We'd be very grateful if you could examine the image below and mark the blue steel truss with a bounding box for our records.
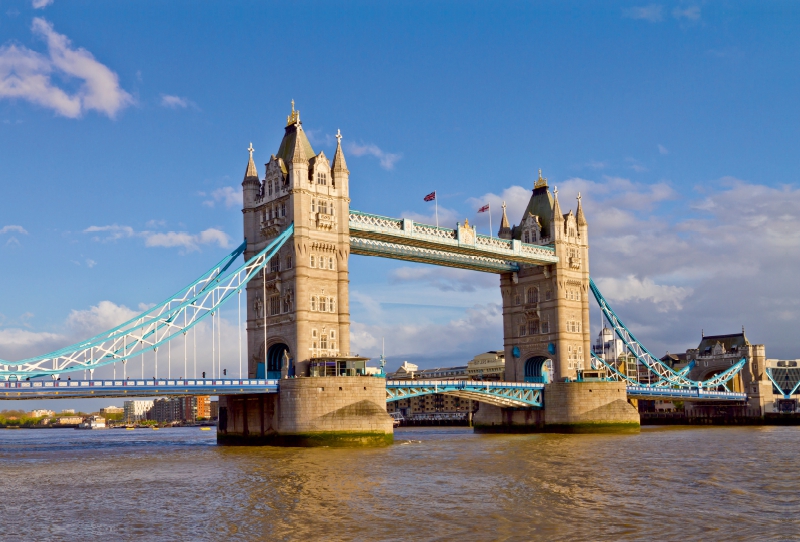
[386,380,544,408]
[765,367,800,399]
[589,279,746,390]
[0,225,295,380]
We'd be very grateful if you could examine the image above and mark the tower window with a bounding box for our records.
[320,297,327,312]
[330,330,336,340]
[286,255,292,269]
[281,202,286,217]
[320,334,328,349]
[270,258,279,273]
[311,296,317,311]
[310,255,316,268]
[269,296,280,316]
[320,200,328,215]
[311,199,316,213]
[329,257,335,270]
[317,171,327,185]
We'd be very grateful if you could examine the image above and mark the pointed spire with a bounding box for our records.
[332,128,349,173]
[243,142,258,181]
[576,191,587,226]
[552,186,564,222]
[498,201,512,239]
[534,168,548,189]
[290,125,308,164]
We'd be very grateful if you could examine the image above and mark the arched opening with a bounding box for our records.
[698,367,743,393]
[267,343,289,379]
[524,356,552,384]
[256,343,290,379]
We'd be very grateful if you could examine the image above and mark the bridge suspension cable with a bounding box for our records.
[0,224,295,380]
[589,278,745,390]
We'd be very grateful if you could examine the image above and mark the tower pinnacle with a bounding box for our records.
[333,128,349,173]
[534,168,548,189]
[244,142,258,181]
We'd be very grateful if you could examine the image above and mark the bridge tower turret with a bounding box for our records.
[222,103,392,446]
[498,170,591,384]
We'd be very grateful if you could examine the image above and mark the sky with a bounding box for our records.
[2,0,800,410]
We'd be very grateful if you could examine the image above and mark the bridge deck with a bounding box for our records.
[349,210,558,273]
[0,379,279,399]
[0,379,748,403]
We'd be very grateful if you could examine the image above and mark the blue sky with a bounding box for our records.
[2,1,800,410]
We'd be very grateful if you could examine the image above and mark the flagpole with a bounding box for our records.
[435,191,439,228]
[489,204,492,238]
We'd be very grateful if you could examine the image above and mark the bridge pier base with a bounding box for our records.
[474,381,640,433]
[217,377,394,446]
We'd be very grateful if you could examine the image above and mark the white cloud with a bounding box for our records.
[0,18,132,118]
[4,237,21,248]
[594,275,692,311]
[346,141,402,170]
[390,266,497,293]
[31,0,54,8]
[623,5,663,22]
[0,225,27,235]
[203,186,242,208]
[85,259,96,268]
[673,6,701,21]
[160,94,194,109]
[84,224,232,252]
[66,300,140,337]
[658,144,669,155]
[144,228,231,251]
[625,157,648,172]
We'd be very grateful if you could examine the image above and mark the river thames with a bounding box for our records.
[0,426,795,541]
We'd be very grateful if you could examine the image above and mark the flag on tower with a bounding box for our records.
[478,204,490,213]
[424,191,436,202]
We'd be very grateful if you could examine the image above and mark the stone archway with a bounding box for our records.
[267,343,290,379]
[524,356,552,384]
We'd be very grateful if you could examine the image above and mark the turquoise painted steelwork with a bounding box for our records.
[765,367,800,399]
[589,279,746,390]
[386,380,544,408]
[0,225,295,380]
[0,379,279,399]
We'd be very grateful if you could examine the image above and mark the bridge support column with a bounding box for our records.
[474,381,639,433]
[217,377,393,446]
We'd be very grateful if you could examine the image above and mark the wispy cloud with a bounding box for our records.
[673,6,701,21]
[160,94,195,109]
[0,225,27,235]
[625,157,648,172]
[202,186,242,208]
[346,141,402,170]
[658,144,669,155]
[0,18,133,118]
[623,4,663,22]
[83,224,231,252]
[31,0,54,8]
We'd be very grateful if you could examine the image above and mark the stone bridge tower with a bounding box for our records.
[498,171,592,384]
[220,104,392,446]
[241,103,352,379]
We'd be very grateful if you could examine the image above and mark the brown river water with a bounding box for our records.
[0,426,796,541]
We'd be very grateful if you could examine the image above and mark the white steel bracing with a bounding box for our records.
[589,279,745,389]
[385,380,543,408]
[0,225,295,380]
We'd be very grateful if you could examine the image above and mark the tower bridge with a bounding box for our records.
[1,103,776,445]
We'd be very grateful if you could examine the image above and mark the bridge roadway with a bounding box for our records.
[0,379,748,405]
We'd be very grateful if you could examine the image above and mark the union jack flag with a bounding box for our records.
[477,204,490,213]
[423,191,436,202]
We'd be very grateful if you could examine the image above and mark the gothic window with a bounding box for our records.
[514,290,521,305]
[286,254,292,269]
[311,199,316,213]
[317,171,327,185]
[310,255,316,268]
[268,181,273,196]
[542,320,549,334]
[528,320,539,335]
[545,289,552,301]
[330,330,336,340]
[320,334,328,349]
[311,329,318,350]
[519,324,526,337]
[524,231,530,243]
[329,256,335,270]
[281,202,286,217]
[283,296,290,313]
[330,297,336,312]
[320,297,328,312]
[270,258,279,273]
[311,296,317,311]
[269,296,280,316]
[320,200,328,215]
[527,287,538,304]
